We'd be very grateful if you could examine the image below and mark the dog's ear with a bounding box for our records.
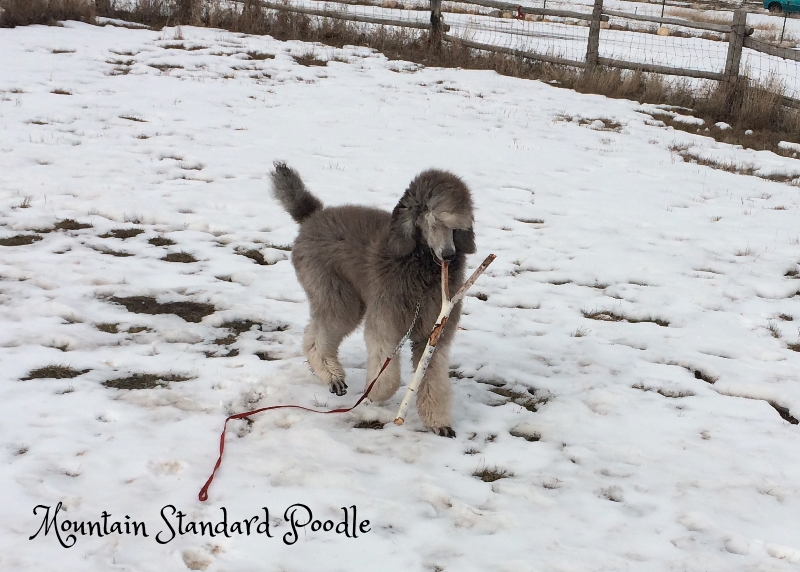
[387,203,417,257]
[454,227,476,254]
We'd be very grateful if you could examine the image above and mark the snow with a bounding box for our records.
[2,20,800,572]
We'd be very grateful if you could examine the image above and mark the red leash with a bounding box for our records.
[198,357,393,501]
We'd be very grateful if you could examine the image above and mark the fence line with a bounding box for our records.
[238,0,800,107]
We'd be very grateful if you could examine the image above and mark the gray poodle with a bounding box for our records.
[270,162,475,437]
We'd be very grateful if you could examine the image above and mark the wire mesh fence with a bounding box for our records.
[741,43,800,101]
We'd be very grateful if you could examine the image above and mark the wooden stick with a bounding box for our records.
[394,254,496,426]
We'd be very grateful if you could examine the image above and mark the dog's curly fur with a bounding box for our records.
[271,162,475,437]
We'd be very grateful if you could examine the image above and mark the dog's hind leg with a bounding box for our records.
[299,272,363,396]
[412,340,455,437]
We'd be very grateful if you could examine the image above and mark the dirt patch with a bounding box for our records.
[102,373,191,390]
[109,296,216,323]
[22,365,90,380]
[161,251,197,263]
[96,323,119,333]
[255,350,279,361]
[148,236,175,247]
[54,219,92,231]
[50,88,71,95]
[0,234,42,246]
[582,308,669,327]
[354,420,385,430]
[100,228,144,239]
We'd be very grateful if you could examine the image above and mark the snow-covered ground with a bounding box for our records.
[2,21,800,572]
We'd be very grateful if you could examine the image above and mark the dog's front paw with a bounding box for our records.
[329,379,348,396]
[432,426,456,438]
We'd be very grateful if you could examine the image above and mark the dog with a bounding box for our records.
[270,162,475,437]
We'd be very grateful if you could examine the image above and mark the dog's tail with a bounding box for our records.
[270,161,323,224]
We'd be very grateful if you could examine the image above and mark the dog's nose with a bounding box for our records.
[441,248,456,262]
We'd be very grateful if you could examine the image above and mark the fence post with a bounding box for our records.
[429,0,443,48]
[585,0,603,74]
[724,9,746,83]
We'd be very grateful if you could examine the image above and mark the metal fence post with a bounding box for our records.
[429,0,443,48]
[724,9,747,83]
[585,0,603,74]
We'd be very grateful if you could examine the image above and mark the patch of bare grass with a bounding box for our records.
[50,88,72,95]
[581,308,669,327]
[149,62,183,71]
[22,365,89,380]
[292,51,327,67]
[96,322,119,333]
[161,251,197,263]
[571,326,590,337]
[0,234,42,246]
[148,236,175,247]
[473,466,509,482]
[246,50,275,60]
[489,387,549,413]
[100,228,144,240]
[93,245,134,257]
[222,319,261,334]
[102,372,191,390]
[54,219,92,231]
[236,248,268,265]
[108,295,216,323]
[354,420,385,429]
[671,146,798,185]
